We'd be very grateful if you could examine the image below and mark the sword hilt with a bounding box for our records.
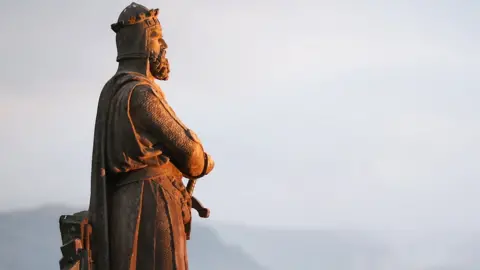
[186,178,210,218]
[186,178,197,195]
[185,178,209,240]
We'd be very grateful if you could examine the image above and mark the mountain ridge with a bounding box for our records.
[1,205,480,270]
[0,205,268,270]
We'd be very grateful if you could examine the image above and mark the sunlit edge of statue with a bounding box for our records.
[58,2,215,270]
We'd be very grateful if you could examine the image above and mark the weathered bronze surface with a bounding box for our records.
[85,2,215,269]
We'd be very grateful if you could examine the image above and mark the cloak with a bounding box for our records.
[88,72,150,270]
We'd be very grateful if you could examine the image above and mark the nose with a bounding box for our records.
[160,38,168,49]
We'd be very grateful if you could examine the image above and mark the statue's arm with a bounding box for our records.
[129,85,214,178]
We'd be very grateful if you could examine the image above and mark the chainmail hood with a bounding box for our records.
[111,2,161,62]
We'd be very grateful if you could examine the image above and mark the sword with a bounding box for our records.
[184,178,209,240]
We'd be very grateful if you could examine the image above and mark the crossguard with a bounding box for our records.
[191,196,210,218]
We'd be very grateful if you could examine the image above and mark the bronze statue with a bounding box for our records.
[58,2,215,270]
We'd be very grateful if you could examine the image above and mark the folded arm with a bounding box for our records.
[129,85,214,178]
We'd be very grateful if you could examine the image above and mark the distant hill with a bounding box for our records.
[0,205,267,270]
[1,205,479,270]
[212,223,392,270]
[212,223,480,270]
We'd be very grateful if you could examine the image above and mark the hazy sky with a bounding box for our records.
[0,0,478,231]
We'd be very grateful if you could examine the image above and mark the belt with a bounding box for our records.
[115,163,182,188]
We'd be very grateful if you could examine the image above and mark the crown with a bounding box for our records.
[111,8,160,33]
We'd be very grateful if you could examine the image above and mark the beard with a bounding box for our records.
[149,48,170,80]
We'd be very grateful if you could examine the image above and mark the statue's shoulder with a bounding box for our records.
[108,72,156,95]
[131,79,166,100]
[114,71,153,87]
[129,84,168,112]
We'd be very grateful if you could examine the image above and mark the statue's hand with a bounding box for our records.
[182,153,214,179]
[204,153,215,175]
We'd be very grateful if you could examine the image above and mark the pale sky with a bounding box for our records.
[0,0,478,231]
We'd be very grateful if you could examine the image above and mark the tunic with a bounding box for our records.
[88,71,214,270]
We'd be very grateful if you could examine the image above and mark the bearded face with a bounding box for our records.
[148,26,170,81]
[149,46,170,81]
